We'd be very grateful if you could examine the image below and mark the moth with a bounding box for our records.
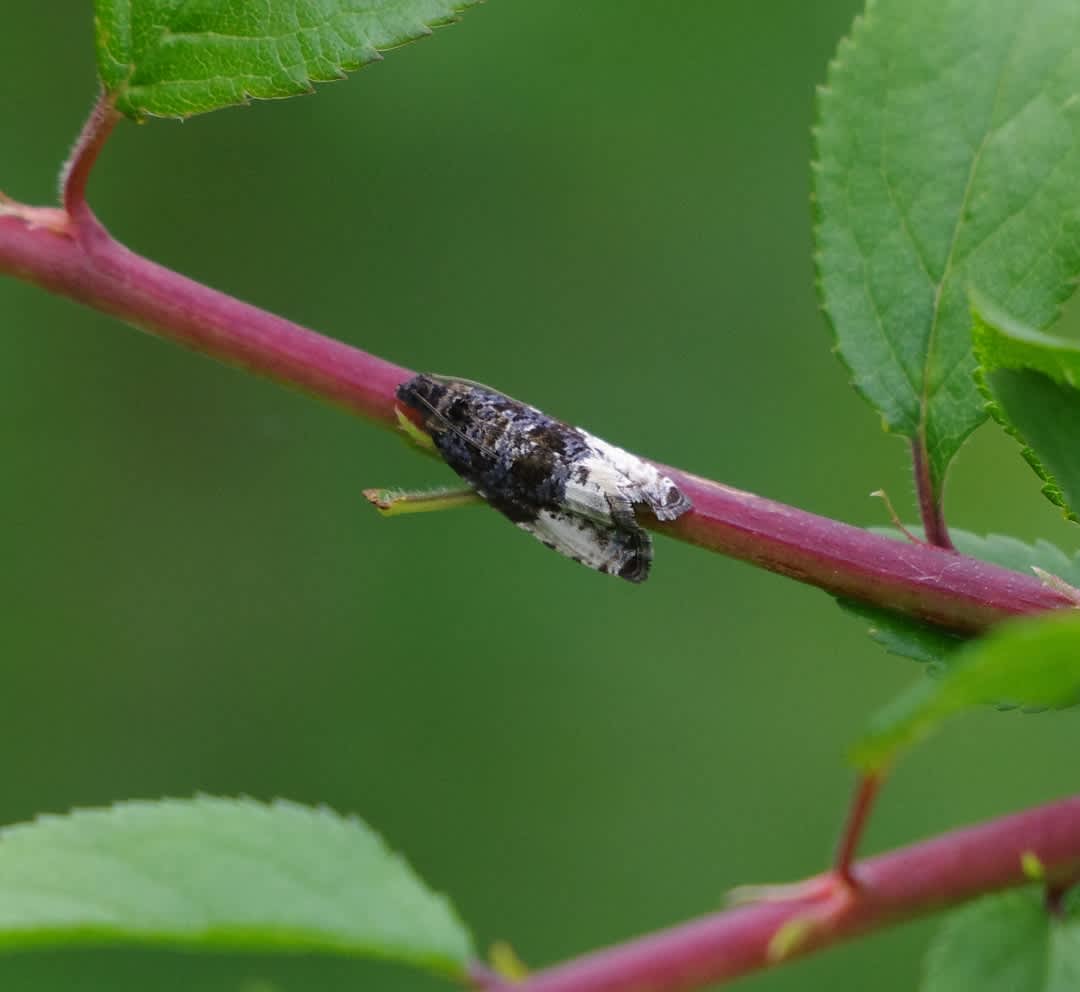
[395,373,692,582]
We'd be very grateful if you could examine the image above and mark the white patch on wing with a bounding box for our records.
[560,456,624,524]
[519,509,651,582]
[578,432,692,521]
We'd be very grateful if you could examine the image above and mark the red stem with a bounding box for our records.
[0,211,1073,632]
[60,89,121,221]
[492,794,1080,992]
[651,476,1067,632]
[1,99,1074,634]
[833,773,884,887]
[912,437,955,550]
[0,212,406,425]
[5,98,1080,992]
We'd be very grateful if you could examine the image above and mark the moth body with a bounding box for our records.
[395,373,691,582]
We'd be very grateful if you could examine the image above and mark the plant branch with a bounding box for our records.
[832,772,884,887]
[5,99,1080,992]
[912,437,955,550]
[0,209,408,425]
[0,207,1074,632]
[481,794,1080,992]
[1,100,1073,631]
[60,89,121,221]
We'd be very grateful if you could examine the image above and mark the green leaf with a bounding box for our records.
[839,528,1080,665]
[851,610,1080,771]
[0,797,474,974]
[93,0,479,119]
[838,598,966,668]
[814,0,1080,499]
[975,300,1080,522]
[923,889,1080,992]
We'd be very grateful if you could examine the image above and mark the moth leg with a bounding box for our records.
[363,485,483,517]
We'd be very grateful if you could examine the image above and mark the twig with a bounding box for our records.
[832,772,884,886]
[495,794,1080,992]
[912,438,955,550]
[1,100,1075,637]
[59,88,121,221]
[0,212,1073,630]
[3,91,1080,992]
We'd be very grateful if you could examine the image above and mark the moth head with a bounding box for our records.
[395,373,467,446]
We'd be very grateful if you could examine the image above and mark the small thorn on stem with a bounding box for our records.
[0,193,71,235]
[363,485,482,516]
[1021,850,1046,881]
[766,883,859,961]
[1031,566,1080,606]
[489,940,530,982]
[726,871,862,962]
[726,873,848,909]
[870,490,925,545]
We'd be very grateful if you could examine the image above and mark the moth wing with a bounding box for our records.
[639,480,693,522]
[561,457,635,527]
[579,433,692,522]
[519,509,652,583]
[425,374,547,418]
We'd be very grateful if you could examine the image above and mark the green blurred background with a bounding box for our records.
[2,4,1078,990]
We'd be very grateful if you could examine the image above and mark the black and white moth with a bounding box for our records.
[395,373,692,582]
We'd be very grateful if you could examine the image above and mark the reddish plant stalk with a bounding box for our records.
[912,437,955,550]
[59,89,121,220]
[4,87,1080,992]
[1,213,408,424]
[832,772,884,886]
[0,102,1069,628]
[0,93,1075,639]
[477,794,1080,992]
[0,210,1073,632]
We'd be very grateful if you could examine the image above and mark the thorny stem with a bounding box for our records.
[1,198,1070,634]
[472,795,1080,992]
[912,437,955,550]
[0,204,1073,632]
[3,90,1080,992]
